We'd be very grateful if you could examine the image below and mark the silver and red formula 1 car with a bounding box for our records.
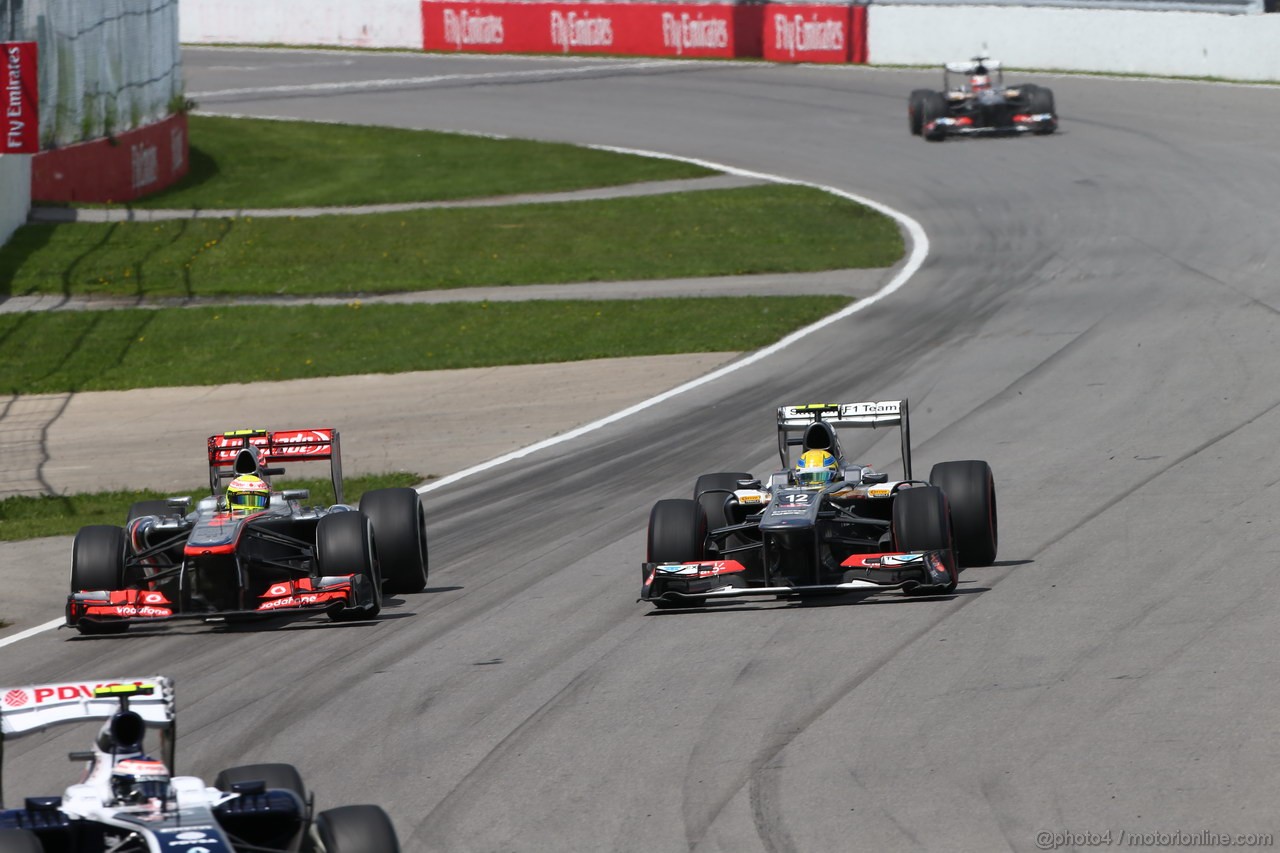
[641,400,998,608]
[0,677,400,852]
[908,57,1057,141]
[65,428,428,634]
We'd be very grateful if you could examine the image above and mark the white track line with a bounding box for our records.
[189,60,679,98]
[0,617,66,649]
[418,148,929,494]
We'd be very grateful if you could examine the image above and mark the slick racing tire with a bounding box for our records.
[647,499,707,564]
[693,472,752,531]
[70,525,130,635]
[928,460,998,567]
[920,91,949,142]
[316,512,382,621]
[214,763,307,801]
[908,88,933,136]
[1022,84,1056,133]
[0,829,43,853]
[359,487,428,594]
[315,804,402,853]
[892,486,958,594]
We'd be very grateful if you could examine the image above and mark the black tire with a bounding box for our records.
[892,486,957,593]
[0,829,43,853]
[908,88,932,136]
[315,804,401,853]
[929,460,998,567]
[646,499,706,564]
[316,512,381,621]
[70,525,129,635]
[359,487,428,594]
[920,91,949,141]
[127,499,176,523]
[693,472,751,531]
[214,763,306,800]
[1023,83,1055,115]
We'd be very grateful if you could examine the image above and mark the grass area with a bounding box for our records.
[0,472,423,541]
[3,185,902,298]
[0,296,845,393]
[113,115,716,209]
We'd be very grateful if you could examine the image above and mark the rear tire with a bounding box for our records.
[0,829,43,853]
[359,488,428,594]
[70,525,129,635]
[908,88,932,135]
[315,804,401,853]
[214,763,306,800]
[929,460,997,567]
[892,486,957,593]
[316,512,381,621]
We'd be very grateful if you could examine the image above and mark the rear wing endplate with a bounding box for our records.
[207,428,344,504]
[776,400,913,480]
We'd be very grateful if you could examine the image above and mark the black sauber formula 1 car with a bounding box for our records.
[641,400,998,608]
[908,57,1057,141]
[65,428,429,634]
[0,677,400,852]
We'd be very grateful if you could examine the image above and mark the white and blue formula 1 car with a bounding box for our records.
[0,678,399,852]
[641,400,998,608]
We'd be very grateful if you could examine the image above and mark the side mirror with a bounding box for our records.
[281,489,310,501]
[861,471,889,485]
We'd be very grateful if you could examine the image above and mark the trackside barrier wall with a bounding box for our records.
[867,6,1280,81]
[762,5,867,64]
[179,0,424,48]
[420,1,764,57]
[31,112,188,203]
[0,155,31,245]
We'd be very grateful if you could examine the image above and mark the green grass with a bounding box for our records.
[108,115,716,209]
[0,296,845,394]
[3,185,902,298]
[0,472,423,541]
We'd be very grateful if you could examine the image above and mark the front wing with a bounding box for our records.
[640,551,953,606]
[66,573,378,629]
[925,112,1056,138]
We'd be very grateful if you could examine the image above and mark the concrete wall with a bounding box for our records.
[868,6,1280,81]
[0,155,31,246]
[180,0,423,49]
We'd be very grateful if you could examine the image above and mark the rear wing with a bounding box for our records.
[208,428,345,504]
[776,400,913,479]
[0,677,174,806]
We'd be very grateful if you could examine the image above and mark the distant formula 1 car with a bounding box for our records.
[65,428,428,634]
[0,677,400,852]
[908,57,1057,141]
[641,400,998,608]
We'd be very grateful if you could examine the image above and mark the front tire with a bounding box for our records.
[647,499,708,609]
[70,525,129,635]
[316,512,381,621]
[359,487,428,594]
[908,88,932,135]
[920,91,949,141]
[315,804,401,853]
[892,486,957,593]
[929,460,997,567]
[0,829,43,853]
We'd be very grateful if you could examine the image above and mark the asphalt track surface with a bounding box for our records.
[4,49,1280,852]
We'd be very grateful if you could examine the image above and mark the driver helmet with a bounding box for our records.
[970,74,991,92]
[794,449,839,488]
[110,757,171,805]
[227,474,269,513]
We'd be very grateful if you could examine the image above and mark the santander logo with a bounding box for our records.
[442,9,505,47]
